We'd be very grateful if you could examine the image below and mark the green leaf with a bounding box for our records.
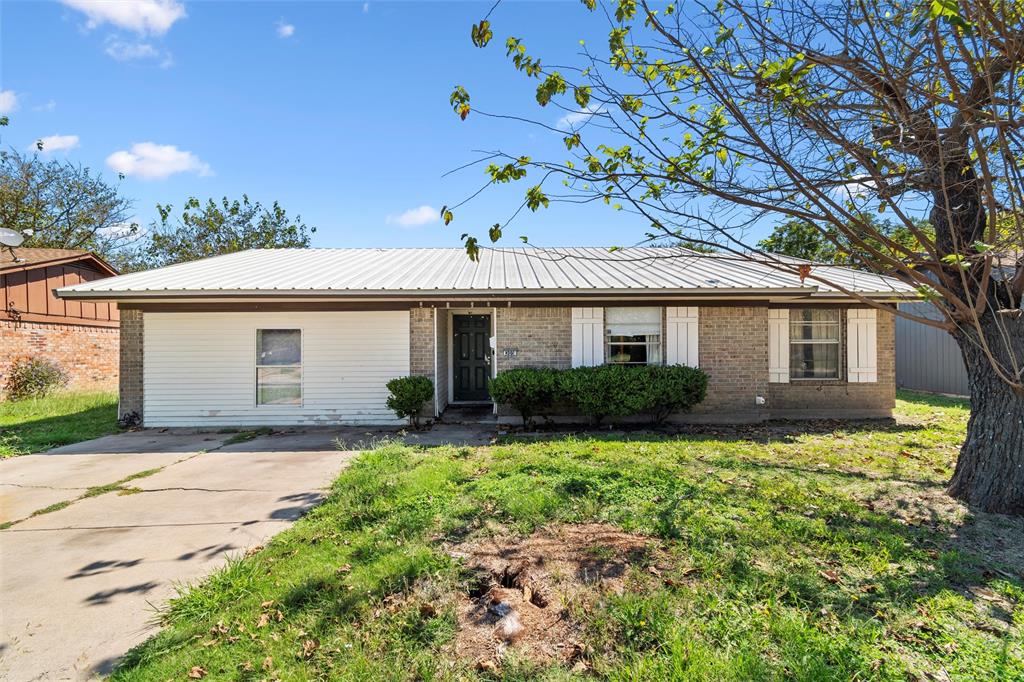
[489,224,502,242]
[716,148,728,163]
[470,19,493,48]
[574,86,591,109]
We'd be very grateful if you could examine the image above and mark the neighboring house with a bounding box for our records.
[1,248,120,393]
[54,247,915,427]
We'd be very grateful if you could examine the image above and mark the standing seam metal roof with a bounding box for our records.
[53,247,917,297]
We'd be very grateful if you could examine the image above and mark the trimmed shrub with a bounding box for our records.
[634,364,709,424]
[4,358,69,401]
[488,367,561,427]
[385,376,434,429]
[558,364,650,426]
[488,364,709,427]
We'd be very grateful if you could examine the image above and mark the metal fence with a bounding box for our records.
[895,302,969,396]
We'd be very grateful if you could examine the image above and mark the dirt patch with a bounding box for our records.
[859,481,1024,575]
[448,523,663,671]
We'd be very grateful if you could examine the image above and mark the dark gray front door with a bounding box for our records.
[452,314,491,402]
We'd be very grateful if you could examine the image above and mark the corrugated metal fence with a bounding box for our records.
[896,302,969,396]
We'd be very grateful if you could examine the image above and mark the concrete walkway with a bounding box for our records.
[0,424,493,680]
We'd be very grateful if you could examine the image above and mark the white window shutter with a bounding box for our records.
[571,307,604,367]
[665,306,699,367]
[847,309,878,382]
[768,309,790,383]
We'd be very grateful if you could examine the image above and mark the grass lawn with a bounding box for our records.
[113,391,1023,681]
[0,390,120,457]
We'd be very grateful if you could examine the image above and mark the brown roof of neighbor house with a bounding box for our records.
[0,247,118,275]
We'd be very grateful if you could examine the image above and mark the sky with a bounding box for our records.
[0,0,689,250]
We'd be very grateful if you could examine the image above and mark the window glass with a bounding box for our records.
[789,309,840,379]
[605,307,661,365]
[257,330,301,405]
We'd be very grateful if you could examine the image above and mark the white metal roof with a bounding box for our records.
[54,247,917,300]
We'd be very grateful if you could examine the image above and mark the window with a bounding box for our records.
[605,307,661,365]
[789,309,840,379]
[256,329,302,405]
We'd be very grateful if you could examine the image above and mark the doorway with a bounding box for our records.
[451,313,491,402]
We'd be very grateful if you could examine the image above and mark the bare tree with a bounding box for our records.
[446,0,1024,513]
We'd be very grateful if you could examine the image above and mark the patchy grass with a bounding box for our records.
[112,391,1023,681]
[223,427,274,445]
[0,391,119,457]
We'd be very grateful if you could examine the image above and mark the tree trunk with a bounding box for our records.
[946,314,1024,515]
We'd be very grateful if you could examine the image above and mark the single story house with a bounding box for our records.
[2,248,120,394]
[53,247,914,427]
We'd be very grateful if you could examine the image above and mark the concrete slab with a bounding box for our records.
[0,432,233,525]
[0,430,355,681]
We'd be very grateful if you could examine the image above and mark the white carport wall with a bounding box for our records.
[142,311,409,426]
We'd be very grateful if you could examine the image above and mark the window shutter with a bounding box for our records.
[847,309,878,382]
[768,309,790,383]
[665,306,699,367]
[571,307,604,367]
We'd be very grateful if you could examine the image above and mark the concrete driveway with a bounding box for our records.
[0,429,360,681]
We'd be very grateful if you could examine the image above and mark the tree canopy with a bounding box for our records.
[114,195,316,272]
[757,215,932,269]
[0,149,138,257]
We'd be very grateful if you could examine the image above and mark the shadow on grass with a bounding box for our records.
[1,403,121,455]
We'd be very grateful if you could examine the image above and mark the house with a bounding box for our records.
[53,247,915,426]
[1,248,120,393]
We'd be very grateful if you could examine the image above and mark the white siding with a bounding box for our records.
[665,306,699,367]
[571,307,604,367]
[144,311,409,426]
[847,309,878,383]
[768,309,790,383]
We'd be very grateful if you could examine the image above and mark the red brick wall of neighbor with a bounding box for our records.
[0,320,119,393]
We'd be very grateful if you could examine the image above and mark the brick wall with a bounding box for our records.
[0,319,118,396]
[768,307,895,417]
[119,309,144,420]
[688,306,768,422]
[494,307,572,371]
[409,307,437,417]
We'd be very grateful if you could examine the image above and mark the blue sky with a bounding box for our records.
[0,0,678,249]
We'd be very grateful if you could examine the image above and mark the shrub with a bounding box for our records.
[385,376,434,429]
[558,364,649,426]
[634,365,709,424]
[4,358,68,401]
[488,367,561,427]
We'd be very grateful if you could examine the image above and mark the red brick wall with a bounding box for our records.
[0,320,119,394]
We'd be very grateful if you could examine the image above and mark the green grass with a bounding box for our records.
[223,427,274,445]
[112,391,1023,681]
[0,390,120,457]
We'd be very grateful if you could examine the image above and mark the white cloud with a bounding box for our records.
[834,175,876,201]
[0,90,18,115]
[60,0,186,36]
[556,105,603,130]
[362,3,370,13]
[276,21,295,38]
[34,134,80,154]
[34,99,57,113]
[106,142,212,180]
[103,36,173,67]
[386,205,439,228]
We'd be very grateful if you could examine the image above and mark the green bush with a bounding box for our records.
[488,367,561,427]
[4,358,69,401]
[634,364,709,424]
[385,376,434,429]
[488,364,708,427]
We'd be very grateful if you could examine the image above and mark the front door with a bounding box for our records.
[452,314,491,402]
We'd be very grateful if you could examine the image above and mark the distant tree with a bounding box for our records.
[758,215,933,269]
[0,149,137,257]
[117,195,315,272]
